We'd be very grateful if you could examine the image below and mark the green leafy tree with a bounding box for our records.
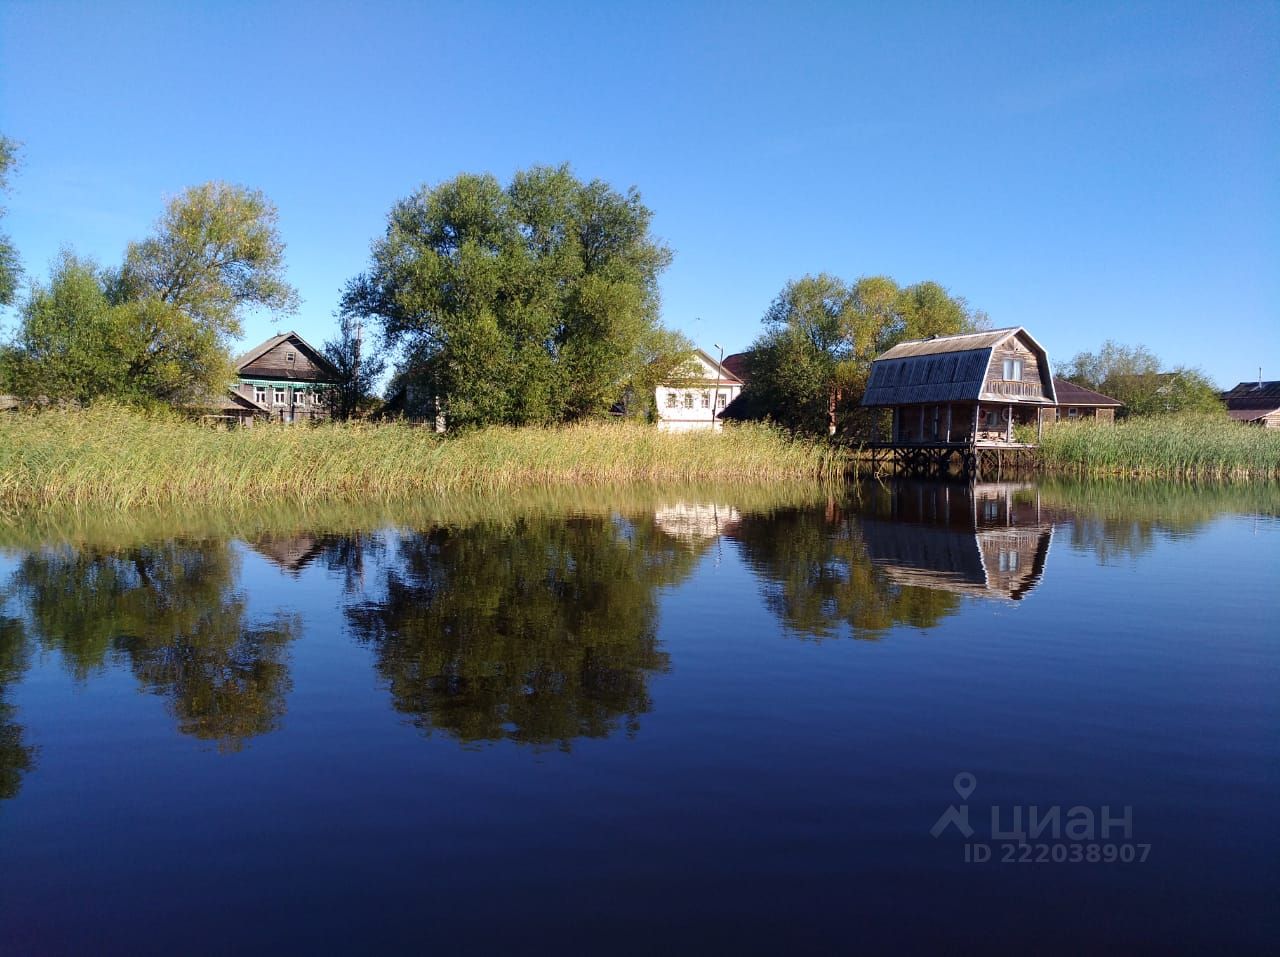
[118,181,297,334]
[9,182,297,406]
[321,317,386,420]
[0,135,20,307]
[9,252,136,402]
[1064,340,1160,391]
[1064,341,1222,415]
[742,274,984,435]
[342,165,676,428]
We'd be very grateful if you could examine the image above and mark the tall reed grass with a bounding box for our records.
[0,405,850,513]
[1037,413,1280,479]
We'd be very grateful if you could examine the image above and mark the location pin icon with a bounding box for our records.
[954,772,976,800]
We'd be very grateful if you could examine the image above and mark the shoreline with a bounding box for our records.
[1,408,1277,515]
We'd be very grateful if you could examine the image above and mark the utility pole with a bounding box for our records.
[350,318,362,420]
[712,342,725,430]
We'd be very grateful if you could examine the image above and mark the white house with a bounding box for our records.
[655,348,744,432]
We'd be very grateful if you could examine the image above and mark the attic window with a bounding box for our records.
[286,351,296,363]
[1002,358,1023,381]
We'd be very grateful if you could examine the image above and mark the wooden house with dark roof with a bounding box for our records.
[862,327,1058,447]
[233,331,341,423]
[1222,380,1280,428]
[1049,377,1122,423]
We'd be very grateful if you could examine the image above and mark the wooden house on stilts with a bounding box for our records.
[861,328,1058,477]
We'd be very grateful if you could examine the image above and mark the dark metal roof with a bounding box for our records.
[862,328,1056,407]
[874,327,1023,359]
[720,351,752,383]
[1052,378,1122,407]
[691,347,742,384]
[1223,380,1280,410]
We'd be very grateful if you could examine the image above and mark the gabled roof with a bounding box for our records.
[693,347,742,384]
[665,348,743,385]
[1222,380,1280,410]
[184,389,270,414]
[862,327,1056,407]
[1052,378,1122,407]
[235,331,340,380]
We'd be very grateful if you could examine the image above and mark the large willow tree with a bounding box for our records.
[740,274,987,435]
[342,165,681,428]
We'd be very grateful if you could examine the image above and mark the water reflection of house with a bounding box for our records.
[860,482,1052,601]
[247,534,325,575]
[652,503,741,540]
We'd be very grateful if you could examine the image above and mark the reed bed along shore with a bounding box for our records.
[0,405,850,513]
[1035,414,1280,480]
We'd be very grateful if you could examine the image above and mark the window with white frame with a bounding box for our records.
[274,387,286,406]
[701,391,711,408]
[683,392,694,409]
[254,386,267,405]
[666,391,678,409]
[286,351,296,363]
[716,393,726,410]
[1002,358,1023,381]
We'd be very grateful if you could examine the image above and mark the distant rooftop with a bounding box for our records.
[1222,380,1280,410]
[1052,377,1122,407]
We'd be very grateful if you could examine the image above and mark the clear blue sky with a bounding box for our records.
[1,0,1276,386]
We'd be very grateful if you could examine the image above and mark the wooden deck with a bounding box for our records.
[862,442,1042,480]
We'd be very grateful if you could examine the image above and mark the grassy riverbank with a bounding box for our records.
[0,405,850,513]
[1034,414,1280,479]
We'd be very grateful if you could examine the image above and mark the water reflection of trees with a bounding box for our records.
[1036,480,1280,563]
[0,614,35,799]
[6,542,299,752]
[345,516,700,749]
[731,501,963,640]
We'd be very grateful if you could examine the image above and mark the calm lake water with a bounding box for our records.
[1,480,1276,955]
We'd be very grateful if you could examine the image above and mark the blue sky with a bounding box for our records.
[1,0,1276,386]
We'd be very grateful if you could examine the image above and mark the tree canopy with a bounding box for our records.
[6,182,296,407]
[1064,340,1222,415]
[322,317,385,420]
[741,274,986,434]
[0,135,20,308]
[342,165,682,428]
